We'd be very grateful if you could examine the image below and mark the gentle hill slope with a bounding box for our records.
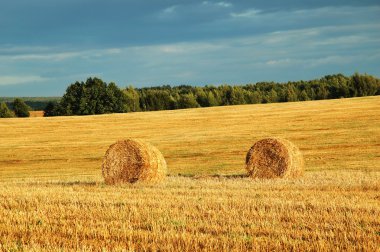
[0,96,379,181]
[0,96,379,251]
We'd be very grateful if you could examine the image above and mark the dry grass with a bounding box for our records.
[29,111,44,117]
[0,172,379,251]
[0,96,379,180]
[0,96,380,251]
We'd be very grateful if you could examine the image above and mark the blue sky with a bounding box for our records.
[0,0,379,96]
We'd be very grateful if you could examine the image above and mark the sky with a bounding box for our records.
[0,0,379,96]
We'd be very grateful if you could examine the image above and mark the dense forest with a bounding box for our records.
[43,73,380,116]
[1,72,379,118]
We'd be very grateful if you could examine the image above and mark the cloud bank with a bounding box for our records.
[0,1,379,95]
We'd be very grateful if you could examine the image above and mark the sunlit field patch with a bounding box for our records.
[0,96,379,250]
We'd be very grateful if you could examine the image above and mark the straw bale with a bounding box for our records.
[245,138,304,178]
[102,139,167,184]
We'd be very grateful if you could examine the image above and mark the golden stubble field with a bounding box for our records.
[0,96,379,251]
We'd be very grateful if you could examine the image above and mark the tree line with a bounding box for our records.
[0,98,31,118]
[0,97,60,111]
[43,73,379,116]
[2,72,379,118]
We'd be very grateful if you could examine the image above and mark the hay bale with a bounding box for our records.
[102,139,167,184]
[245,138,304,179]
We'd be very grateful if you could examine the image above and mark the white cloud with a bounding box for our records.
[119,23,380,83]
[157,45,186,54]
[153,43,225,55]
[234,24,380,48]
[265,59,291,66]
[292,5,380,18]
[216,2,232,8]
[1,21,379,88]
[0,47,125,62]
[157,5,180,19]
[0,75,49,86]
[229,5,380,26]
[307,55,356,68]
[9,52,80,61]
[230,9,261,18]
[203,1,232,8]
[105,48,122,54]
[162,5,177,14]
[0,46,52,54]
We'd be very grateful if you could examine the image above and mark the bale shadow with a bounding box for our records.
[26,181,100,187]
[174,173,248,180]
[54,181,99,186]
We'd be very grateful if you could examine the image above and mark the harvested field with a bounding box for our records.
[0,172,379,251]
[29,111,44,117]
[0,96,378,180]
[0,96,379,250]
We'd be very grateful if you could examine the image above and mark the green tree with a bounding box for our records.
[13,98,30,117]
[299,90,310,101]
[282,85,298,102]
[142,89,174,111]
[0,102,14,118]
[206,91,219,106]
[194,88,209,107]
[43,102,61,117]
[124,86,141,112]
[81,78,108,114]
[177,93,200,109]
[246,91,262,104]
[230,87,246,105]
[315,84,329,100]
[59,77,127,115]
[266,89,279,103]
[322,74,349,98]
[60,81,84,115]
[219,85,233,105]
[105,82,128,113]
[350,73,379,97]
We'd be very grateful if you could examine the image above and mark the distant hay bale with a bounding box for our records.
[102,139,167,184]
[245,138,304,179]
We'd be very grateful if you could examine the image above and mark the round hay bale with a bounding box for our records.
[102,139,167,184]
[245,138,304,179]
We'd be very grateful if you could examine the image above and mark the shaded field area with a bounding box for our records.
[0,97,379,250]
[0,96,379,181]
